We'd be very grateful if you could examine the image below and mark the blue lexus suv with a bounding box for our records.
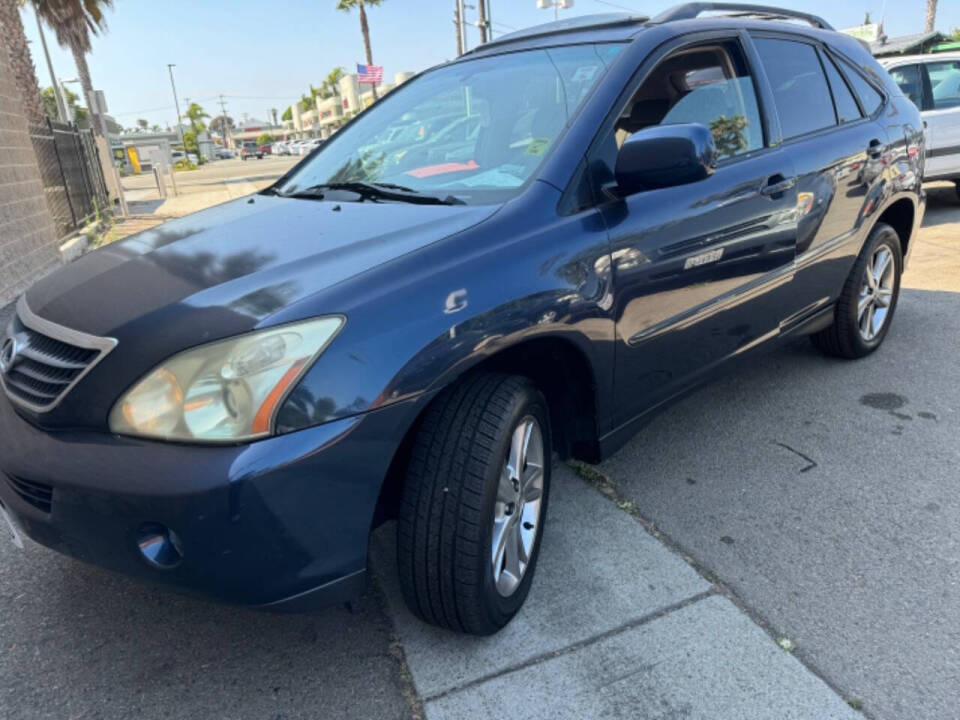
[0,4,924,634]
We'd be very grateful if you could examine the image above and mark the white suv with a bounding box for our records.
[881,53,960,190]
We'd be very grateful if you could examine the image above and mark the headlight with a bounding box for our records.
[109,317,344,442]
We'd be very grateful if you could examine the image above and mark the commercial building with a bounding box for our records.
[283,70,416,140]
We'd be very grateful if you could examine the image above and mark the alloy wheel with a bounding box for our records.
[491,415,545,597]
[858,243,895,342]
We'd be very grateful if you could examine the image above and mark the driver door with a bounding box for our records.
[594,35,800,429]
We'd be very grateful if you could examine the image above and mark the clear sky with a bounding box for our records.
[20,0,960,130]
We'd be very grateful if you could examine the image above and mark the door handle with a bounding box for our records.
[760,175,797,198]
[867,138,884,159]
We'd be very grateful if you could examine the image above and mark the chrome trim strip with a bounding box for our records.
[0,296,117,413]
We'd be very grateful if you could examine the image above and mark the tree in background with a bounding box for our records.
[281,107,293,122]
[41,84,87,125]
[209,114,234,137]
[926,0,938,33]
[183,102,208,161]
[322,66,345,99]
[1,0,47,123]
[136,118,148,132]
[184,102,208,134]
[256,133,275,146]
[336,0,383,70]
[30,0,114,138]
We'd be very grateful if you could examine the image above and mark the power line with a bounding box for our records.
[591,0,640,10]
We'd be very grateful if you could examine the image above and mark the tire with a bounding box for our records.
[398,373,551,635]
[811,222,902,359]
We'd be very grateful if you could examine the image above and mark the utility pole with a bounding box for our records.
[34,9,68,122]
[458,0,468,54]
[167,64,186,154]
[477,0,489,44]
[454,2,464,56]
[218,94,232,150]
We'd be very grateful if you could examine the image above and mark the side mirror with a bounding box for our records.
[614,123,717,197]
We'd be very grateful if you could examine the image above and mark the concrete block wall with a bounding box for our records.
[0,45,60,308]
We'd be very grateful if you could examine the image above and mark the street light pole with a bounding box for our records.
[34,9,68,122]
[167,64,186,155]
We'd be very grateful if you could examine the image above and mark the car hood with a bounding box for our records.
[25,195,498,338]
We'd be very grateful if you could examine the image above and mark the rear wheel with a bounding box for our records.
[812,222,902,358]
[397,373,550,635]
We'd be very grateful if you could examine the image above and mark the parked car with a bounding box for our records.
[240,142,263,160]
[259,144,273,156]
[272,142,287,155]
[215,148,235,160]
[301,138,324,155]
[0,4,924,635]
[880,53,960,195]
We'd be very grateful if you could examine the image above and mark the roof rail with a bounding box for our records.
[650,2,834,31]
[464,13,649,55]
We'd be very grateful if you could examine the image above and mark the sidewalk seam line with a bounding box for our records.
[422,588,717,704]
[567,461,869,717]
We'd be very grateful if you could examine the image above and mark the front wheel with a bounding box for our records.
[398,373,551,635]
[812,222,902,358]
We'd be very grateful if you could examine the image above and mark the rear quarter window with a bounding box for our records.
[836,56,885,115]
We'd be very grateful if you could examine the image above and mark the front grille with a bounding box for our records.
[1,298,115,412]
[6,474,53,513]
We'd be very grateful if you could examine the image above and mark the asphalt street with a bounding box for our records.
[0,185,958,719]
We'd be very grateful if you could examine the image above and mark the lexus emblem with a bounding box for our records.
[0,337,17,375]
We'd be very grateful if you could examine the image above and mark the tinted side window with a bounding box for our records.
[821,52,862,123]
[889,64,925,110]
[837,57,884,115]
[753,38,835,140]
[926,60,960,110]
[615,40,764,159]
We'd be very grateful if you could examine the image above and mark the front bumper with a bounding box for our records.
[0,391,427,610]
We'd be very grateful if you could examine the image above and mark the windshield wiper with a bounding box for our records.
[278,181,464,205]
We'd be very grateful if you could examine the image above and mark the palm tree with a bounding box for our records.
[336,0,383,69]
[31,0,113,137]
[324,66,345,98]
[0,0,47,124]
[184,102,208,134]
[926,0,938,33]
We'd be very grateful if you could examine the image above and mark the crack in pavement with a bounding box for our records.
[774,441,819,473]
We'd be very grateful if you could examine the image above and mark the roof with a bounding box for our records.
[870,31,947,57]
[464,3,843,59]
[472,13,647,54]
[878,50,960,67]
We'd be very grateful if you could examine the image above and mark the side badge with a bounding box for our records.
[684,247,724,270]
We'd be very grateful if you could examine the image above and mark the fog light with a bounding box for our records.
[137,522,183,569]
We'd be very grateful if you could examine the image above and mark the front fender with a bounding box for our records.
[275,182,615,436]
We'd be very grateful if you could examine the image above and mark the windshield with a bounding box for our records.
[274,43,623,204]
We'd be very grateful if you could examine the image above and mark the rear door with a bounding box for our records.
[591,33,800,429]
[750,34,890,322]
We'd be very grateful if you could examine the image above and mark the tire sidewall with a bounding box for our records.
[846,225,902,355]
[477,386,551,627]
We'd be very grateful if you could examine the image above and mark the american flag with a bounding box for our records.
[357,64,384,85]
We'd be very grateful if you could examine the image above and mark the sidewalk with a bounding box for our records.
[371,467,863,719]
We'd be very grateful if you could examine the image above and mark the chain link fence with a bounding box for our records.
[28,119,110,239]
